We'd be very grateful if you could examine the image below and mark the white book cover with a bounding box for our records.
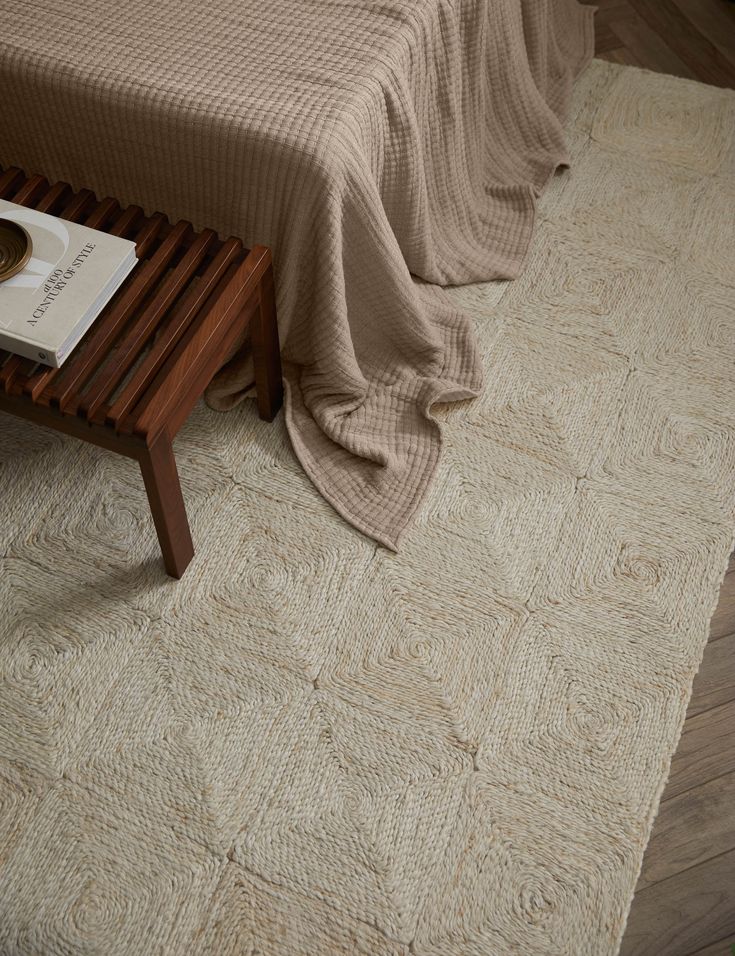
[0,200,137,367]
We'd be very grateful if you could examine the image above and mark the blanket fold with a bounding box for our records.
[0,0,594,547]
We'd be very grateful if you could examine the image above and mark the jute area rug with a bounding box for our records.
[0,61,734,956]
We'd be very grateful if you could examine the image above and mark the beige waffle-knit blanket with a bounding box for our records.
[0,0,594,547]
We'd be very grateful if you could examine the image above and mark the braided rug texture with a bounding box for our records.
[1,62,734,955]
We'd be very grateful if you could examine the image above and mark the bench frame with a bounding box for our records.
[0,168,283,578]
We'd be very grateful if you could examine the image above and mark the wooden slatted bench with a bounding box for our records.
[0,167,283,578]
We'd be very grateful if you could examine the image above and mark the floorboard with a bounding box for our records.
[581,0,735,87]
[710,570,735,641]
[627,0,735,87]
[665,699,735,802]
[620,851,735,956]
[672,0,735,65]
[577,5,735,951]
[636,772,735,889]
[607,13,696,79]
[688,631,735,716]
[687,937,735,956]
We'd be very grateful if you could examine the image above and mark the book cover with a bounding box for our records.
[0,200,137,366]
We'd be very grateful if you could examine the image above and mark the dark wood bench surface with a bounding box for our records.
[0,167,283,577]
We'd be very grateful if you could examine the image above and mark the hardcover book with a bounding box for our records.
[0,200,137,367]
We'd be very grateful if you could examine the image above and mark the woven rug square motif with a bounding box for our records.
[1,60,735,955]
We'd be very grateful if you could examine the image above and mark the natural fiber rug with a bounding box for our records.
[1,61,734,955]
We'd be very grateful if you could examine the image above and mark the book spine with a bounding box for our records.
[0,330,61,367]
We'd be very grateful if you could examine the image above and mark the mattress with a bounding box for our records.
[0,0,594,546]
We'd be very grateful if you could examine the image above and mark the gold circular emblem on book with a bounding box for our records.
[0,219,33,282]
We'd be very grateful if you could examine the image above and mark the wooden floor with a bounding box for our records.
[586,0,735,87]
[578,2,735,952]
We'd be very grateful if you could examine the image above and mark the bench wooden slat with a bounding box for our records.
[131,213,167,261]
[83,196,120,231]
[0,167,24,198]
[1,355,24,393]
[7,359,39,396]
[11,174,49,207]
[35,181,72,214]
[59,188,96,223]
[78,227,218,420]
[40,219,191,411]
[109,204,143,239]
[23,211,169,404]
[131,276,256,440]
[127,246,271,440]
[105,237,243,429]
[23,365,58,402]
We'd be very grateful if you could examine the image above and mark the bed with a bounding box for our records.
[0,0,594,547]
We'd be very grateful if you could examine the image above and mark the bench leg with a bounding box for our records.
[139,434,194,578]
[251,261,283,422]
